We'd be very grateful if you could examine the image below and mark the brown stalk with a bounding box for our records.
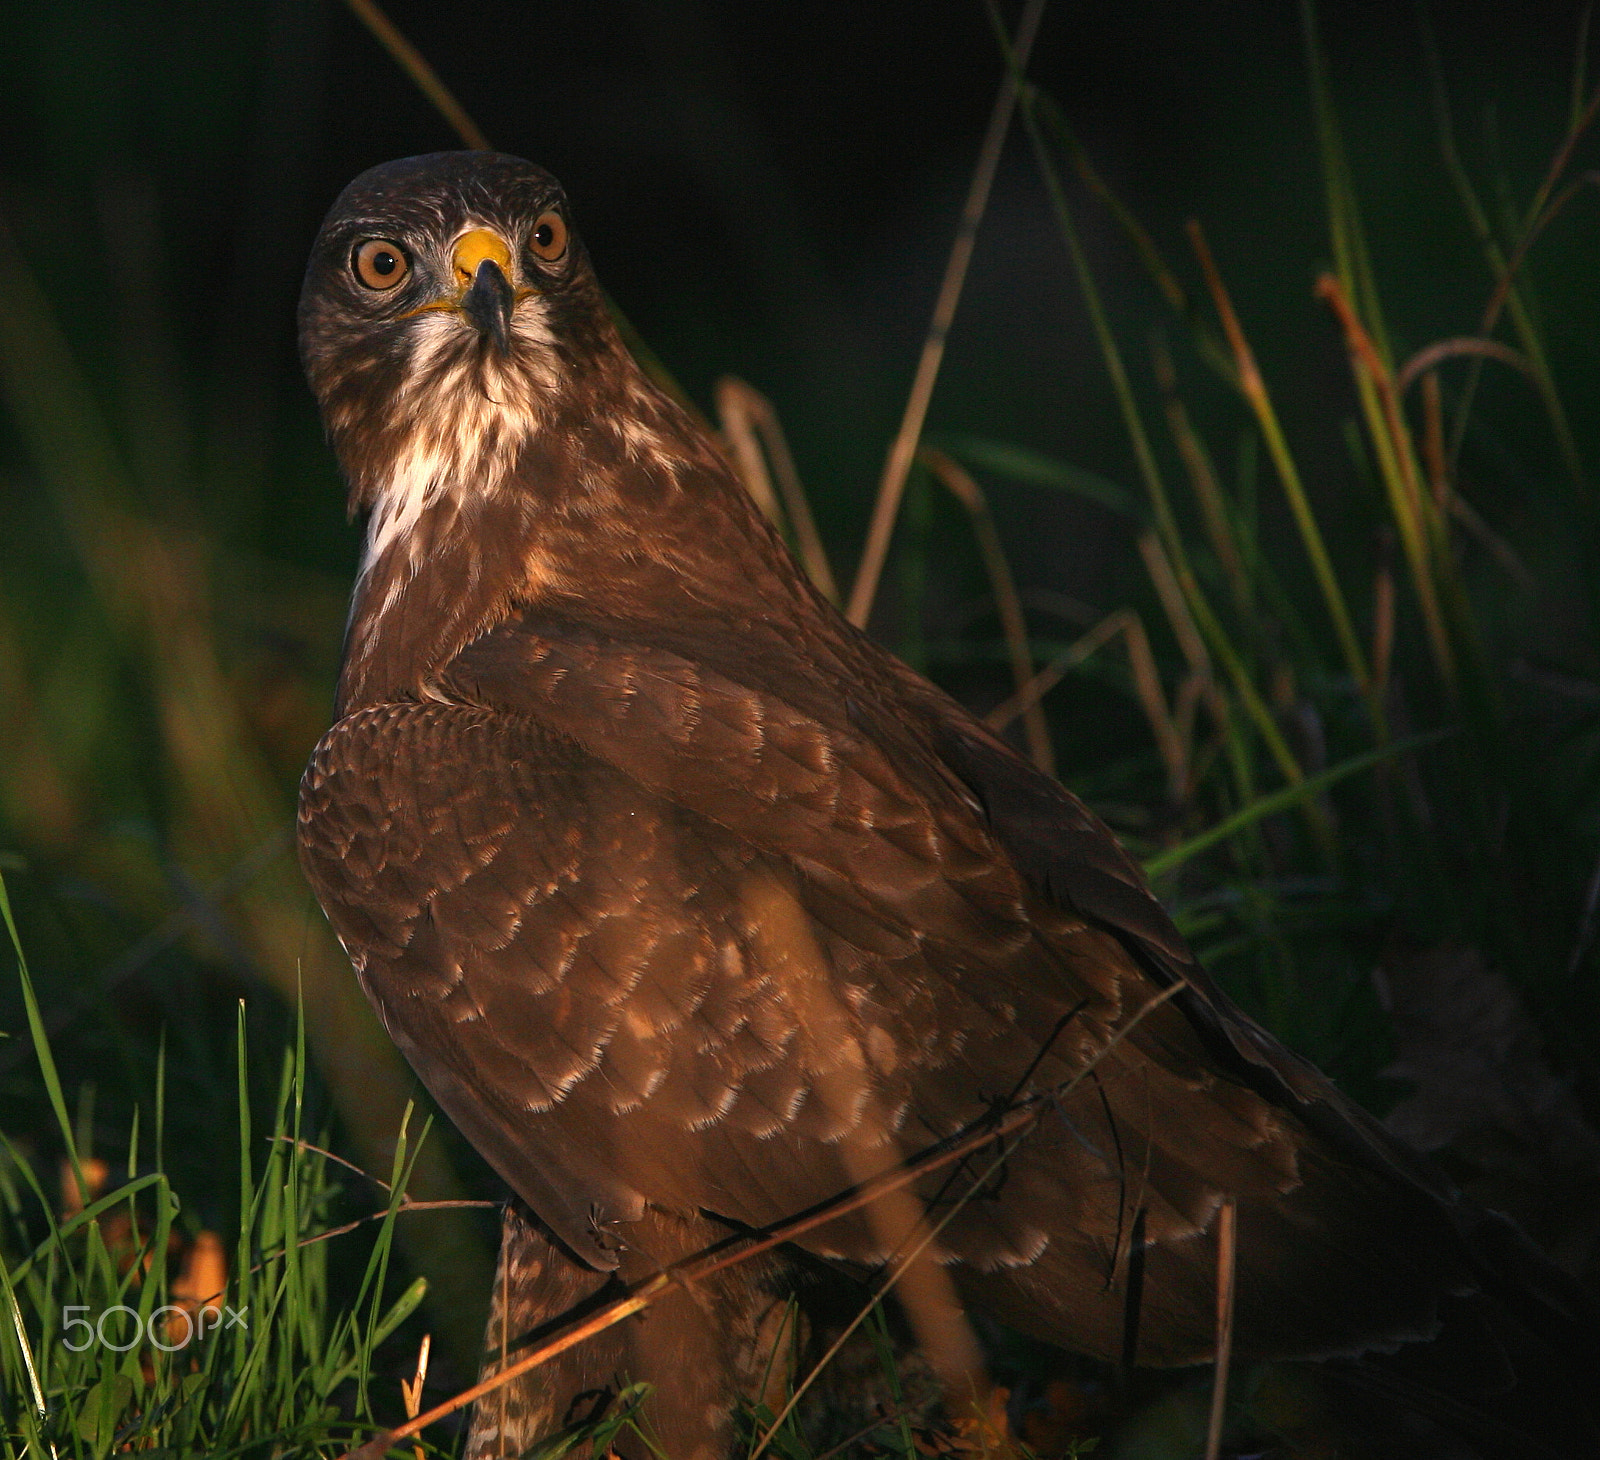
[1172,671,1208,771]
[1153,339,1250,619]
[1059,122,1188,318]
[1137,532,1234,788]
[1318,280,1428,506]
[715,376,840,602]
[1404,369,1534,591]
[984,607,1188,802]
[1450,495,1535,591]
[1138,532,1214,798]
[1395,335,1533,396]
[1138,531,1208,680]
[249,1139,495,1264]
[1190,223,1373,711]
[341,0,491,151]
[1315,272,1457,689]
[846,0,1047,627]
[716,378,784,523]
[1419,371,1450,511]
[922,447,1055,776]
[1202,1198,1237,1460]
[1371,564,1395,712]
[1480,84,1600,335]
[252,1199,498,1269]
[986,610,1123,728]
[339,984,1184,1459]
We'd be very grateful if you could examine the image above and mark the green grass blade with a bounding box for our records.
[929,431,1135,515]
[0,869,91,1210]
[1144,730,1452,878]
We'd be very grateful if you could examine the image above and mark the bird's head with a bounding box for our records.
[299,152,620,524]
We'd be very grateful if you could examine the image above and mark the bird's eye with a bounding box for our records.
[352,239,411,291]
[529,211,569,263]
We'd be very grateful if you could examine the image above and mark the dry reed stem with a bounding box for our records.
[1315,272,1458,691]
[846,0,1046,627]
[339,985,1185,1459]
[984,607,1189,802]
[1138,532,1216,798]
[342,0,491,151]
[716,376,840,601]
[1449,495,1535,590]
[922,447,1055,776]
[1187,222,1374,709]
[1137,532,1208,681]
[1395,336,1533,396]
[1479,82,1600,335]
[1401,363,1533,589]
[716,378,784,523]
[985,611,1125,728]
[1153,340,1251,619]
[1371,564,1395,710]
[1420,372,1450,512]
[401,1333,431,1460]
[1202,1198,1237,1460]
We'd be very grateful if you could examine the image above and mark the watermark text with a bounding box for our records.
[61,1303,248,1352]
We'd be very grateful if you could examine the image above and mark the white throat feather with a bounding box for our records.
[359,304,559,576]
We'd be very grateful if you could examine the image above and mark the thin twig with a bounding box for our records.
[1420,371,1450,511]
[1202,1198,1237,1460]
[1480,85,1600,335]
[746,1127,1025,1460]
[1371,563,1395,710]
[716,377,839,601]
[986,598,1188,802]
[1153,338,1251,619]
[341,0,491,150]
[252,1198,497,1271]
[846,0,1047,627]
[983,609,1126,729]
[922,447,1054,775]
[1395,336,1534,396]
[1188,221,1374,711]
[267,1135,395,1189]
[1315,272,1457,692]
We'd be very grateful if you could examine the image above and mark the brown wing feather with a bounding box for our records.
[301,610,1489,1362]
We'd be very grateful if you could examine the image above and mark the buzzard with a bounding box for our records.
[297,153,1595,1459]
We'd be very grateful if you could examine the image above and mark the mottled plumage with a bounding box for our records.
[298,153,1595,1459]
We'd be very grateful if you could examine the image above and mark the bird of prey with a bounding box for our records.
[297,153,1595,1460]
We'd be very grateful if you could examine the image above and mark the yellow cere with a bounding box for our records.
[452,229,514,290]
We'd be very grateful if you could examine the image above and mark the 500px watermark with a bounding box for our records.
[61,1304,248,1352]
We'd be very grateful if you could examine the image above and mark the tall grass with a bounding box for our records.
[905,4,1600,1121]
[0,872,438,1458]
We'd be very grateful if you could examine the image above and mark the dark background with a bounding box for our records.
[6,0,1594,602]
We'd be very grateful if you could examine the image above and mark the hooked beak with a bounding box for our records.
[453,229,515,355]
